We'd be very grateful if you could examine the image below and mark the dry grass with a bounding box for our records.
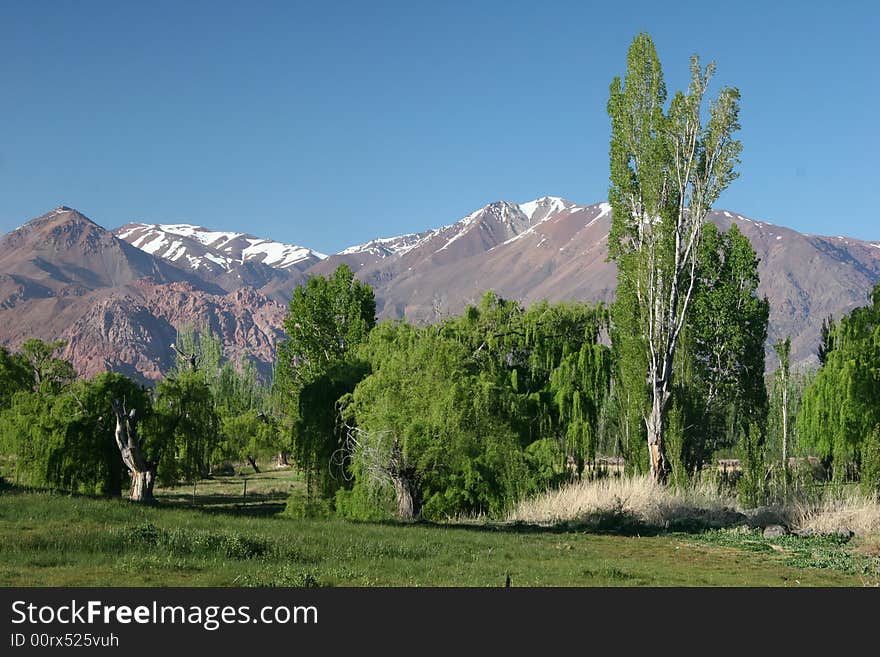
[792,493,880,536]
[509,475,742,531]
[511,475,880,537]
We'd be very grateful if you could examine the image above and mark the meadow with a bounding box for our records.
[1,466,878,587]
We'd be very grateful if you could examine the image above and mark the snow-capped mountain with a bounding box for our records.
[114,223,326,273]
[3,197,879,383]
[334,197,575,263]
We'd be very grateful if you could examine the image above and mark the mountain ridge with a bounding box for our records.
[1,199,878,382]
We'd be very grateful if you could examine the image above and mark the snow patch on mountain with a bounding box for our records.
[160,224,242,248]
[134,233,170,255]
[340,231,436,258]
[519,196,574,222]
[242,241,321,268]
[116,223,326,272]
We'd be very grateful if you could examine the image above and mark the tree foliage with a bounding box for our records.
[798,283,880,481]
[0,345,31,409]
[279,264,376,384]
[672,223,769,475]
[277,264,377,500]
[336,293,612,520]
[152,369,220,485]
[18,339,76,394]
[0,371,149,495]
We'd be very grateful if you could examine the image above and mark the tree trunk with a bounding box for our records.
[646,393,669,484]
[388,438,418,521]
[392,475,414,521]
[110,398,157,504]
[274,451,290,468]
[246,456,260,473]
[129,467,156,502]
[781,381,788,472]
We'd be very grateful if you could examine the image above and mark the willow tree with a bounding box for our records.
[278,264,376,501]
[607,33,742,482]
[798,283,880,481]
[549,343,612,478]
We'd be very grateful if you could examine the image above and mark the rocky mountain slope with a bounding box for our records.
[0,208,286,382]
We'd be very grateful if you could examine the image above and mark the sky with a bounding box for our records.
[1,1,877,253]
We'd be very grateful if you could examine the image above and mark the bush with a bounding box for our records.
[524,439,567,493]
[334,484,395,521]
[221,533,269,560]
[118,523,269,560]
[861,426,880,500]
[284,489,333,519]
[119,522,161,546]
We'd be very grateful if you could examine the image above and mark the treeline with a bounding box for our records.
[2,259,878,517]
[270,230,776,520]
[0,329,289,500]
[274,265,614,520]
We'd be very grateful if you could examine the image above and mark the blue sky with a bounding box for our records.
[1,1,877,253]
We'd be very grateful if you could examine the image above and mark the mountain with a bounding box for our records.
[0,207,287,382]
[308,197,613,320]
[311,198,880,368]
[0,206,212,295]
[2,200,878,382]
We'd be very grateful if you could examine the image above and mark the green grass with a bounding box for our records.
[1,469,878,586]
[152,465,297,516]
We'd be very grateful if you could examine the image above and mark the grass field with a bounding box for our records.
[2,468,879,587]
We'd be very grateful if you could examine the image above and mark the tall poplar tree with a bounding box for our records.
[607,33,742,482]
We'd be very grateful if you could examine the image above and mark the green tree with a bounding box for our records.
[773,336,792,473]
[608,280,649,474]
[0,346,31,409]
[57,373,151,496]
[342,321,529,520]
[339,294,612,520]
[0,372,150,496]
[679,223,769,473]
[861,426,880,500]
[607,33,742,482]
[153,369,220,486]
[798,283,880,481]
[817,315,835,366]
[279,264,376,383]
[277,264,376,502]
[18,339,76,394]
[0,344,78,487]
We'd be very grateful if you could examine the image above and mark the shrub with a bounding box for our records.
[284,489,333,519]
[118,524,269,560]
[334,484,395,521]
[221,533,269,560]
[860,426,880,500]
[120,522,161,546]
